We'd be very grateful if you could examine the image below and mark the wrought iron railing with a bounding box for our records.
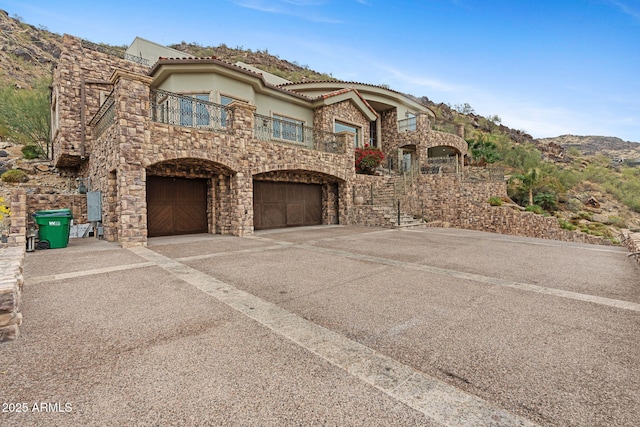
[433,120,465,138]
[254,114,344,154]
[150,89,229,133]
[398,117,417,132]
[90,92,115,139]
[421,156,459,174]
[124,53,150,66]
[80,39,150,66]
[463,166,505,182]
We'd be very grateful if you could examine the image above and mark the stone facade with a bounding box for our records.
[0,245,24,342]
[621,231,640,266]
[26,194,88,226]
[350,172,614,245]
[314,100,371,146]
[69,60,360,245]
[7,189,26,247]
[51,36,147,168]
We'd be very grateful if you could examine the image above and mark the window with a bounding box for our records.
[273,114,304,143]
[406,113,417,131]
[179,94,210,127]
[334,121,360,147]
[369,121,377,147]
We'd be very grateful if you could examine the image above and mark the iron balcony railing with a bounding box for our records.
[80,39,150,66]
[89,91,115,139]
[254,114,345,154]
[421,156,459,174]
[123,53,150,66]
[398,117,417,132]
[463,166,505,182]
[150,89,230,133]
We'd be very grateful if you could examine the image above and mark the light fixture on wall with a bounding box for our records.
[76,177,90,194]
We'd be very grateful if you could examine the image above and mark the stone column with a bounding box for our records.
[111,70,153,247]
[229,101,256,145]
[416,112,431,132]
[226,101,257,236]
[337,132,354,225]
[8,189,26,247]
[230,172,253,236]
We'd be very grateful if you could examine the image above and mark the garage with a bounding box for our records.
[146,176,208,237]
[253,181,322,230]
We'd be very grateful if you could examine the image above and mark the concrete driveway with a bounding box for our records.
[2,226,639,426]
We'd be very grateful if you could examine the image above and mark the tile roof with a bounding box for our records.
[320,87,379,117]
[149,56,314,100]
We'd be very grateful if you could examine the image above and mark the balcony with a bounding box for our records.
[254,114,344,154]
[89,91,115,139]
[150,89,230,133]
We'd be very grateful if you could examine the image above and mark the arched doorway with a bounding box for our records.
[146,158,234,237]
[253,170,342,230]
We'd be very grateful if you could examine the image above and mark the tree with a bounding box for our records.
[0,77,51,157]
[454,102,475,115]
[511,168,542,206]
[467,133,501,165]
[486,114,502,124]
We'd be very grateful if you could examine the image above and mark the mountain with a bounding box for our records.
[536,135,640,163]
[0,10,62,87]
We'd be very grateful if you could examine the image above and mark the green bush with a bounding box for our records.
[488,197,502,206]
[558,219,577,231]
[608,216,627,228]
[525,205,544,214]
[533,191,558,211]
[21,144,45,159]
[1,169,29,183]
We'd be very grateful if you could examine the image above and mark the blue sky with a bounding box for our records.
[2,0,639,142]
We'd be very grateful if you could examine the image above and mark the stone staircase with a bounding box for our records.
[361,173,427,229]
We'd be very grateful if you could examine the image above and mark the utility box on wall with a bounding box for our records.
[87,191,102,222]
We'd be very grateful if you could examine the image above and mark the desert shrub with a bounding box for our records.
[21,144,45,159]
[608,216,627,228]
[1,169,29,183]
[558,219,577,231]
[525,205,544,214]
[533,192,558,211]
[576,211,593,221]
[488,197,502,206]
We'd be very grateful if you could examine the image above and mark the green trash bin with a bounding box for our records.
[33,209,73,249]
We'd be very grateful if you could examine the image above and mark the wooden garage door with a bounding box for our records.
[147,176,208,237]
[253,181,322,230]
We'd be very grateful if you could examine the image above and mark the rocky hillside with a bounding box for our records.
[537,135,640,162]
[0,10,62,87]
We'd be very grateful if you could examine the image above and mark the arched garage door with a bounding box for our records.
[147,176,208,237]
[253,181,322,230]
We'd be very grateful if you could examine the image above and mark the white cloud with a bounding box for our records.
[604,0,640,22]
[230,0,342,23]
[371,63,466,93]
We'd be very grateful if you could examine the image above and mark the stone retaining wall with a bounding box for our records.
[26,194,88,226]
[0,245,24,342]
[350,173,613,246]
[621,231,640,266]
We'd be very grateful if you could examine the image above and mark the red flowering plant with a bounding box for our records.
[355,144,385,175]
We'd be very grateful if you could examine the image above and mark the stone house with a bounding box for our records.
[50,35,469,247]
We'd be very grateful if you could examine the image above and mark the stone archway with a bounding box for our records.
[252,169,344,230]
[145,158,236,237]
